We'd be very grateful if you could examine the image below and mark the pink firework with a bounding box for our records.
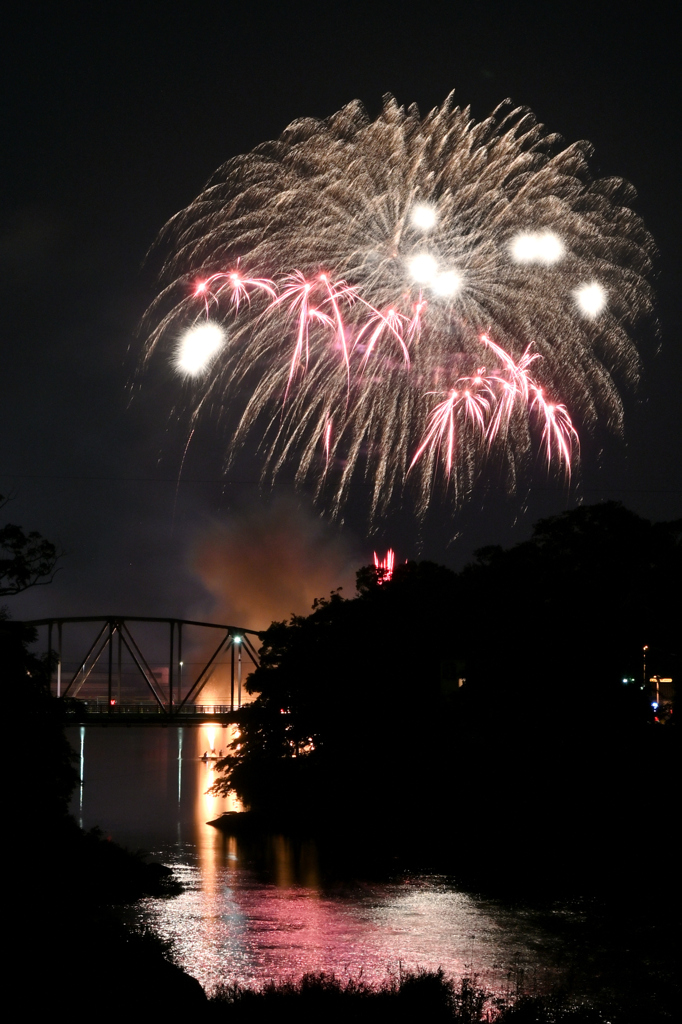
[190,271,580,484]
[186,269,580,488]
[373,549,396,583]
[408,334,579,478]
[354,304,411,368]
[147,94,653,517]
[194,269,276,315]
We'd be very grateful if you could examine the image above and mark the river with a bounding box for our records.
[66,724,651,1005]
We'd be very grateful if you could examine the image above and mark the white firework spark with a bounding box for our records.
[175,321,225,375]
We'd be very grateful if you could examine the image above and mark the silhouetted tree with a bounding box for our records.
[2,611,78,821]
[214,504,679,882]
[457,502,680,728]
[1,499,72,813]
[0,494,60,595]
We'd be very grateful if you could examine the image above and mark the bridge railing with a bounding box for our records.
[64,701,247,717]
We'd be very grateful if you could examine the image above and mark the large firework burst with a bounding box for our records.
[145,93,654,517]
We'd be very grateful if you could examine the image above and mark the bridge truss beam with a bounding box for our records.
[25,616,260,719]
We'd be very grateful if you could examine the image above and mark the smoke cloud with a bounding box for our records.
[190,498,362,632]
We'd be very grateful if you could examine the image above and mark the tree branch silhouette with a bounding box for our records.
[0,494,61,596]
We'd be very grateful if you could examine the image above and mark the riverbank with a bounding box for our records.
[18,811,206,1015]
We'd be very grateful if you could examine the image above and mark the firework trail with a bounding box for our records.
[145,93,654,517]
[171,427,194,536]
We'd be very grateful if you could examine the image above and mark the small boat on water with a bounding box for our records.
[199,750,223,762]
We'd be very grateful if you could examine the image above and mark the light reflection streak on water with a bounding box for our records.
[79,725,85,827]
[177,728,183,804]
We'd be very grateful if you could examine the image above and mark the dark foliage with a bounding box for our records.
[3,612,78,817]
[214,503,680,889]
[0,494,60,594]
[208,969,626,1023]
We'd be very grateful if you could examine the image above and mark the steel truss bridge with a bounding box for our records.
[26,616,261,725]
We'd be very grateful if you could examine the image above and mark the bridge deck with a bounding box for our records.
[62,702,248,725]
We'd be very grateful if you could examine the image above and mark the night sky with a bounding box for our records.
[2,2,680,629]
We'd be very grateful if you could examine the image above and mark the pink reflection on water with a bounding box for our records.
[138,835,563,996]
[70,725,566,998]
